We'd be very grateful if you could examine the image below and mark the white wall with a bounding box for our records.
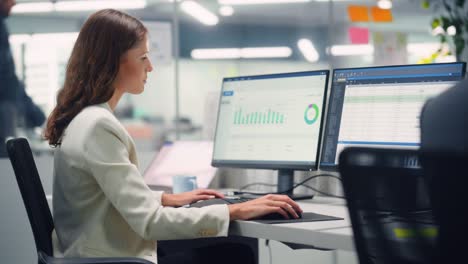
[136,59,330,132]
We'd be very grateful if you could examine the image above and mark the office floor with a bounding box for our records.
[258,239,358,264]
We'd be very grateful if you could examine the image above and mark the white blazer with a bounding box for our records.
[51,103,229,263]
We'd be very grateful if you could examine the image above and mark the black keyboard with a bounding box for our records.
[189,197,252,208]
[223,197,253,204]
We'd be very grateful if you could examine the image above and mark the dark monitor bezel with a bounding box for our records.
[211,70,330,171]
[319,62,467,171]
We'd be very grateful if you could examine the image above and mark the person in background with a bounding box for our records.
[0,0,46,157]
[420,78,468,264]
[44,9,302,264]
[421,78,467,152]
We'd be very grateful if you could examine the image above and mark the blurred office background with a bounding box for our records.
[5,0,460,198]
[6,0,457,151]
[1,0,463,263]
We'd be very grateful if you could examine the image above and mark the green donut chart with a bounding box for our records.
[304,104,319,125]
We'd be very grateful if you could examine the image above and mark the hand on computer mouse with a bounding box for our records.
[228,194,303,221]
[261,210,303,220]
[162,189,224,207]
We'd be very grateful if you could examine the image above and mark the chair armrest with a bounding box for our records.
[39,251,154,264]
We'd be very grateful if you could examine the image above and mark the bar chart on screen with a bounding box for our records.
[218,80,324,161]
[233,108,286,125]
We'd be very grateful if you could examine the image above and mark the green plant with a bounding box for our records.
[422,0,468,60]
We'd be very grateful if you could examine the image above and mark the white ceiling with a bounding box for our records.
[12,0,435,33]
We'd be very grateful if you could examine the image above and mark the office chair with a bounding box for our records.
[6,138,153,264]
[420,150,468,264]
[339,147,437,264]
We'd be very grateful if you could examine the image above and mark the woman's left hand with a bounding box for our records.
[161,189,225,207]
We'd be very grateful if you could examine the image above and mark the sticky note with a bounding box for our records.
[349,27,369,44]
[371,6,393,22]
[348,5,370,22]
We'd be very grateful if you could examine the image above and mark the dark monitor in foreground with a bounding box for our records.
[320,62,466,169]
[212,70,329,200]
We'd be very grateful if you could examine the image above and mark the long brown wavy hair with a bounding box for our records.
[44,9,147,146]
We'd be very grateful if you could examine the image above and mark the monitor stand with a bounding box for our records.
[277,169,314,200]
[240,169,313,201]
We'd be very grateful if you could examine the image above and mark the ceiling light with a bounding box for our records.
[11,0,146,13]
[191,48,241,59]
[219,6,234,16]
[191,47,292,59]
[329,44,374,56]
[330,43,445,57]
[241,47,292,58]
[218,0,310,5]
[297,38,319,62]
[55,0,146,12]
[11,2,54,13]
[181,1,219,26]
[377,0,392,9]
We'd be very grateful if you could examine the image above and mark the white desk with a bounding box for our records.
[228,197,355,252]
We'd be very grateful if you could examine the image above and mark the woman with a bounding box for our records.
[44,9,302,264]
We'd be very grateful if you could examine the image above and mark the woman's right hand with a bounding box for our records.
[228,194,303,221]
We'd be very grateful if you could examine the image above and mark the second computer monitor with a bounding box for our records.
[212,70,329,198]
[320,62,466,169]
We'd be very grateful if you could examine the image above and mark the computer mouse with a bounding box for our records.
[259,210,303,220]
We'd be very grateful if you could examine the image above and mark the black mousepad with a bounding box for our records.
[251,212,343,224]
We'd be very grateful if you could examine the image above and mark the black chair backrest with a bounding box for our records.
[339,147,437,264]
[6,138,54,256]
[420,150,468,263]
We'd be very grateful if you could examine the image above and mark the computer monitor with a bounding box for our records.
[212,70,329,200]
[320,62,466,169]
